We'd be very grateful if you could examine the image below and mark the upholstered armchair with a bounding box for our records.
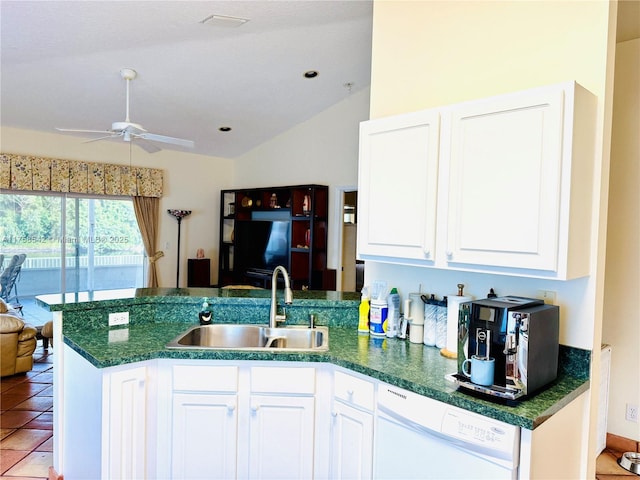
[0,301,37,377]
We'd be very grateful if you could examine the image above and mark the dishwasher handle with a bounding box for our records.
[376,404,517,464]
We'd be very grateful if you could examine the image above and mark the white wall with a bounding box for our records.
[0,127,234,287]
[234,86,370,271]
[366,1,617,477]
[603,38,640,441]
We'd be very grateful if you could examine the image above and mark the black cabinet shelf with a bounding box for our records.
[218,184,329,290]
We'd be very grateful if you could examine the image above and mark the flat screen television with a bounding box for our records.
[234,220,290,275]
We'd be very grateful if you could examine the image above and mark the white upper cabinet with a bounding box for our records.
[358,109,440,263]
[358,81,596,279]
[444,81,595,278]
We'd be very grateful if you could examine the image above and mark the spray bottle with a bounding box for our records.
[386,288,400,338]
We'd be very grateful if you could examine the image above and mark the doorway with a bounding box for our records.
[338,188,363,292]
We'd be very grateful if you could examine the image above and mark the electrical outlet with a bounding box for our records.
[536,290,557,304]
[626,403,638,423]
[108,311,129,327]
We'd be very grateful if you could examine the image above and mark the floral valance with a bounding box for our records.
[0,153,163,197]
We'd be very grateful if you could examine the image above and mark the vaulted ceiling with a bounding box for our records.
[2,1,637,159]
[1,1,374,158]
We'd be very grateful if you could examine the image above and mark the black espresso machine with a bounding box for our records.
[446,296,560,400]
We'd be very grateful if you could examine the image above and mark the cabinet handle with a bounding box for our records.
[446,251,453,259]
[423,249,431,259]
[227,404,236,413]
[347,389,354,397]
[331,410,338,417]
[251,405,259,413]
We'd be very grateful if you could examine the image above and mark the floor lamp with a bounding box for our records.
[167,209,192,288]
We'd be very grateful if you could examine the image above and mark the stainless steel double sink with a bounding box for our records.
[166,324,329,352]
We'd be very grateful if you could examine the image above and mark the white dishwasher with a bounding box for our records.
[374,383,520,479]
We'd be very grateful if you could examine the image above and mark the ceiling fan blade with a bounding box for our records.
[82,134,121,144]
[56,127,114,134]
[139,132,194,149]
[134,139,162,154]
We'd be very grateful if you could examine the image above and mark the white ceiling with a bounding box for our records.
[2,1,637,159]
[0,1,374,158]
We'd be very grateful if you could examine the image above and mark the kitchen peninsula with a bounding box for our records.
[40,288,590,479]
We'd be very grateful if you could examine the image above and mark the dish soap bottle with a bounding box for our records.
[199,299,213,325]
[358,288,370,333]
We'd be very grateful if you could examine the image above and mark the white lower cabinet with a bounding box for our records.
[330,401,374,479]
[61,345,153,480]
[247,394,315,478]
[164,362,316,479]
[103,364,149,479]
[330,370,375,479]
[61,353,571,479]
[245,365,316,479]
[171,392,238,479]
[164,364,239,479]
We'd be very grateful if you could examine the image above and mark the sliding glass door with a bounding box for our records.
[0,191,144,300]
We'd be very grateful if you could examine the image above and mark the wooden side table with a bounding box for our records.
[187,258,211,287]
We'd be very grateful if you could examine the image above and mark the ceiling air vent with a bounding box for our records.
[200,14,250,28]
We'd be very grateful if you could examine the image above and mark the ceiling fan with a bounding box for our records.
[56,68,195,153]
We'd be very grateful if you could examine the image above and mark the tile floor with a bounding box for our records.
[0,330,636,479]
[1,345,53,479]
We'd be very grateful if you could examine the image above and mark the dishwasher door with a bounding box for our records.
[374,384,520,480]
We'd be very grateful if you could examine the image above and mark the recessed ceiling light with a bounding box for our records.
[219,126,232,132]
[200,14,250,28]
[304,70,319,79]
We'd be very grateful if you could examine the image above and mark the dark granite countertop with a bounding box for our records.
[39,288,590,430]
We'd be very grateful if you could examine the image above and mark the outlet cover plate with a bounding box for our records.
[108,311,129,327]
[536,290,557,304]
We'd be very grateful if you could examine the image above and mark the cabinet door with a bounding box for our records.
[103,365,148,480]
[172,393,238,480]
[330,401,374,480]
[248,395,315,479]
[358,109,440,262]
[445,86,565,271]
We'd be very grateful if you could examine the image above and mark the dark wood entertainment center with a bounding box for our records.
[218,184,330,290]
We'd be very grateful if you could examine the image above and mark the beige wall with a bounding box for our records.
[0,86,370,287]
[1,127,234,287]
[603,37,640,441]
[366,0,617,476]
[367,0,615,345]
[235,86,370,271]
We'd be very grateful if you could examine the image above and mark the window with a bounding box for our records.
[0,192,145,300]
